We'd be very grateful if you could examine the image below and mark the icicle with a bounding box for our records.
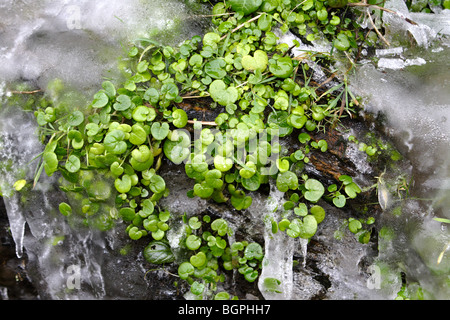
[299,238,309,268]
[3,196,26,258]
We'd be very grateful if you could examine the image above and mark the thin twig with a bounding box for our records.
[220,13,263,41]
[9,89,41,94]
[187,120,217,126]
[182,93,210,99]
[367,9,390,46]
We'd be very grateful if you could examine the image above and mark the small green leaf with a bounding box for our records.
[244,243,263,260]
[299,215,318,239]
[228,0,262,15]
[214,155,233,172]
[211,218,228,236]
[151,122,170,140]
[113,94,132,111]
[241,50,268,72]
[349,219,362,233]
[190,251,207,268]
[276,171,299,192]
[129,123,147,145]
[294,203,308,216]
[104,130,127,155]
[13,179,27,191]
[345,182,361,199]
[178,262,194,280]
[310,205,325,224]
[172,109,188,128]
[269,56,293,78]
[115,174,132,193]
[92,92,109,108]
[149,174,166,194]
[333,194,346,208]
[59,202,72,216]
[67,111,84,127]
[209,80,239,107]
[188,217,202,230]
[186,234,202,250]
[304,179,324,202]
[65,155,80,173]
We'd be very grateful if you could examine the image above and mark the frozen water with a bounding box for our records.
[383,0,450,47]
[257,182,296,300]
[350,11,450,298]
[0,0,210,93]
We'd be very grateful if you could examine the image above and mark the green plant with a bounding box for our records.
[174,214,264,299]
[22,0,394,299]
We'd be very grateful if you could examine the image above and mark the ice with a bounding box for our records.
[0,0,210,93]
[349,13,450,299]
[0,0,210,300]
[383,0,450,47]
[257,182,296,300]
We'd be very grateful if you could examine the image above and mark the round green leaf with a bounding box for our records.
[119,207,136,221]
[67,111,84,127]
[241,50,268,72]
[194,181,214,199]
[172,109,188,128]
[59,202,72,216]
[209,80,239,107]
[149,174,166,194]
[188,216,202,230]
[345,182,361,199]
[205,58,227,79]
[349,219,362,234]
[104,130,127,155]
[334,33,350,51]
[310,205,325,224]
[190,251,207,268]
[65,155,80,173]
[178,262,194,280]
[276,171,299,192]
[115,174,132,193]
[211,218,228,236]
[151,122,170,140]
[228,0,262,15]
[333,194,346,208]
[92,92,109,108]
[102,80,116,98]
[113,94,132,111]
[214,155,233,172]
[186,234,202,250]
[299,215,318,239]
[163,131,191,164]
[269,56,293,78]
[129,124,147,145]
[304,179,325,202]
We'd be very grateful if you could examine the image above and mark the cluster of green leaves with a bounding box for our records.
[348,133,402,161]
[28,0,386,299]
[144,214,263,299]
[334,215,374,244]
